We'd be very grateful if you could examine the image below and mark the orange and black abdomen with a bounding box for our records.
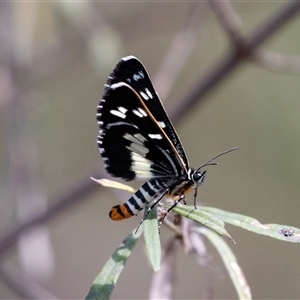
[109,203,134,220]
[109,178,167,220]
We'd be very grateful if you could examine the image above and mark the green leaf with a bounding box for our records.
[143,205,161,272]
[171,205,234,242]
[201,207,300,243]
[85,227,142,300]
[196,227,252,300]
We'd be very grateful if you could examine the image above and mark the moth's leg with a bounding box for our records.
[158,193,185,229]
[193,187,198,209]
[135,188,169,233]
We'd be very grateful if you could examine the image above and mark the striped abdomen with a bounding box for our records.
[109,179,167,220]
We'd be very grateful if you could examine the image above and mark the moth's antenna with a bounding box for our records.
[196,147,239,171]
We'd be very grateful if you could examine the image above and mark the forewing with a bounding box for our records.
[104,55,189,169]
[97,82,184,181]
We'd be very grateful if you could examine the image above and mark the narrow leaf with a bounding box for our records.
[143,205,161,272]
[85,227,142,300]
[171,205,234,242]
[201,207,300,243]
[91,178,136,193]
[197,227,252,300]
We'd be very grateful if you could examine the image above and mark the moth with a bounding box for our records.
[97,56,236,222]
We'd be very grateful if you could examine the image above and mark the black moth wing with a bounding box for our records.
[104,56,189,170]
[97,56,190,182]
[97,82,186,182]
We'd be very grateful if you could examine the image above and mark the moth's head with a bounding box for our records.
[191,170,206,186]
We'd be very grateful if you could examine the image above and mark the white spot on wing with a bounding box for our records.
[118,106,127,114]
[133,71,145,81]
[145,88,153,99]
[138,107,147,117]
[134,133,147,143]
[148,133,163,140]
[133,74,141,81]
[131,153,152,179]
[125,132,149,158]
[133,109,144,118]
[127,143,149,156]
[158,121,166,128]
[110,109,126,119]
[131,152,148,162]
[132,153,151,168]
[140,91,149,100]
[124,133,147,146]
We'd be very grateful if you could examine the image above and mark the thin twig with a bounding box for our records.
[153,2,206,100]
[169,0,300,122]
[0,171,103,257]
[209,1,244,47]
[210,1,300,74]
[253,49,300,74]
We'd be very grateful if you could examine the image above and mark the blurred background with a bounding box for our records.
[1,1,300,299]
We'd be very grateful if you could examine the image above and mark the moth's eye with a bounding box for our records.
[193,171,206,185]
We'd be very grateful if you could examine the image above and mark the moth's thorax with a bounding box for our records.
[168,179,195,199]
[168,168,206,200]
